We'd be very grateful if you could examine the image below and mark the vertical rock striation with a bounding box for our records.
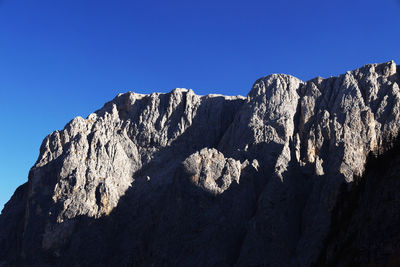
[0,61,399,266]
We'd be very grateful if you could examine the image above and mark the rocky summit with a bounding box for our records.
[1,61,400,266]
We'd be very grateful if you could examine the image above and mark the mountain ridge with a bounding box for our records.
[1,60,399,266]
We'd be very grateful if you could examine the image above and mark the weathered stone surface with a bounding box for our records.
[1,61,400,266]
[317,139,400,266]
[182,148,241,195]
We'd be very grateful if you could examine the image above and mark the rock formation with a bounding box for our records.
[1,61,400,266]
[317,135,400,266]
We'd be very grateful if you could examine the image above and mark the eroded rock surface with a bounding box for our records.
[317,138,400,266]
[182,148,241,195]
[1,61,400,266]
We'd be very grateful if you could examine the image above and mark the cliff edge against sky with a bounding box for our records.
[1,61,400,266]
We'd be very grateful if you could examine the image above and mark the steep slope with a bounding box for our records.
[232,61,400,266]
[316,137,400,266]
[0,61,399,266]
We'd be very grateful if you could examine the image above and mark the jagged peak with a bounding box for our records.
[248,73,303,99]
[2,61,400,267]
[355,60,397,77]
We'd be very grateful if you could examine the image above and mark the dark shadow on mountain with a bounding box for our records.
[0,89,352,266]
[315,131,400,266]
[1,92,257,266]
[31,148,282,266]
[0,91,340,266]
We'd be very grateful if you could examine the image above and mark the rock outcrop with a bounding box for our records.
[1,61,400,266]
[317,136,400,266]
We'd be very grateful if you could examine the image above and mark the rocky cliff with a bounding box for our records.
[317,135,400,266]
[1,61,400,266]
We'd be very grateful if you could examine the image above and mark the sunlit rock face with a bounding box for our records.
[182,148,241,195]
[1,61,399,266]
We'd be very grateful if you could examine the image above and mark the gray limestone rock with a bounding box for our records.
[182,148,241,195]
[1,61,400,266]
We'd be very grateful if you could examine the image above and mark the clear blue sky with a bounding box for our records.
[0,0,399,211]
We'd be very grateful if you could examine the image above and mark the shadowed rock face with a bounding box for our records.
[316,137,400,266]
[1,61,400,266]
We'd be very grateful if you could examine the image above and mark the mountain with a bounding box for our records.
[1,61,399,266]
[316,134,400,266]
